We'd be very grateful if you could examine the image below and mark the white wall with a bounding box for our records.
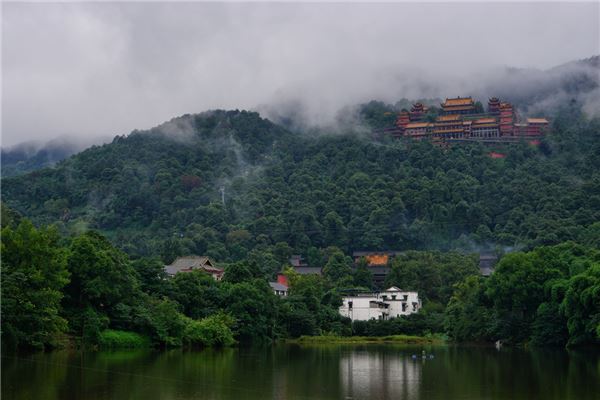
[339,288,421,321]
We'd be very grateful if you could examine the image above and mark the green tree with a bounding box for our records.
[1,220,70,349]
[223,280,276,342]
[353,257,373,289]
[171,270,222,319]
[560,264,600,346]
[444,276,491,342]
[322,248,353,287]
[63,231,140,339]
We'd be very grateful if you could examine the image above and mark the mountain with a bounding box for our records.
[1,137,108,178]
[481,55,600,116]
[2,101,599,263]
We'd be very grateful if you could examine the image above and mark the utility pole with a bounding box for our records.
[219,186,225,206]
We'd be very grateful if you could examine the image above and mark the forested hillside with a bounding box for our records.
[1,138,96,178]
[2,98,599,350]
[3,102,599,267]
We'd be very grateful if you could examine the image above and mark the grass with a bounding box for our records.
[98,330,151,349]
[287,334,446,345]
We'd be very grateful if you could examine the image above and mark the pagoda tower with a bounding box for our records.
[409,103,428,121]
[499,102,514,136]
[488,97,501,115]
[396,110,411,130]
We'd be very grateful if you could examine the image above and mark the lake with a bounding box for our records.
[2,344,599,399]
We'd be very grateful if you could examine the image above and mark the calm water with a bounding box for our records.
[2,344,599,400]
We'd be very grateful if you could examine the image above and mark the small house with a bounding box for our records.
[269,282,289,297]
[164,256,224,280]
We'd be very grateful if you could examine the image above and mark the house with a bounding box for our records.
[269,282,289,296]
[290,254,309,268]
[277,255,323,286]
[164,256,224,280]
[339,287,421,321]
[352,251,403,286]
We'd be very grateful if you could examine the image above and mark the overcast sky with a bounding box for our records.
[2,2,599,147]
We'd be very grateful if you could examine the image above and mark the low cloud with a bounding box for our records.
[2,2,599,146]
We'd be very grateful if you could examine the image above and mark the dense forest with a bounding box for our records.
[3,102,599,264]
[1,93,599,349]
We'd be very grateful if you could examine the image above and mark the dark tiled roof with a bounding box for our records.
[164,256,222,275]
[294,267,322,275]
[269,282,289,291]
[352,251,403,257]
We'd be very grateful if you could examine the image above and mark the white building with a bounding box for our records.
[269,282,289,296]
[339,287,421,321]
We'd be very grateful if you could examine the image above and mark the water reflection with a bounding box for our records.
[340,350,422,400]
[2,345,599,400]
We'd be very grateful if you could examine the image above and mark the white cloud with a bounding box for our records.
[2,2,599,146]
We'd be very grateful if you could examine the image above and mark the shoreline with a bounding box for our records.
[285,334,446,345]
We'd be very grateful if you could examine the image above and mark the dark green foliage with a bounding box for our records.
[0,220,69,349]
[322,247,353,287]
[357,100,397,129]
[444,276,492,342]
[445,242,600,346]
[142,297,188,347]
[352,309,444,337]
[184,313,235,347]
[63,231,140,335]
[1,202,22,228]
[171,270,222,319]
[531,302,568,346]
[560,264,600,346]
[353,257,373,289]
[132,257,169,295]
[276,300,318,338]
[385,251,478,303]
[222,280,276,342]
[222,261,256,284]
[3,107,598,261]
[98,329,151,349]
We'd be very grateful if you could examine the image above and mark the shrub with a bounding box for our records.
[98,329,150,348]
[184,313,236,347]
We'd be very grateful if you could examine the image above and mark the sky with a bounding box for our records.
[2,1,599,147]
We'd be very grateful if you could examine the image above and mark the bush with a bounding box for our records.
[184,313,236,347]
[98,329,150,348]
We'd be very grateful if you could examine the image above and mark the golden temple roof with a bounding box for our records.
[437,114,462,121]
[527,118,549,124]
[405,122,431,129]
[443,97,474,106]
[473,118,497,124]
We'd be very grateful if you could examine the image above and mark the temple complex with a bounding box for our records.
[393,96,549,144]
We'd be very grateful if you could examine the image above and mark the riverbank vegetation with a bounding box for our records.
[445,243,600,347]
[288,334,445,345]
[2,216,598,350]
